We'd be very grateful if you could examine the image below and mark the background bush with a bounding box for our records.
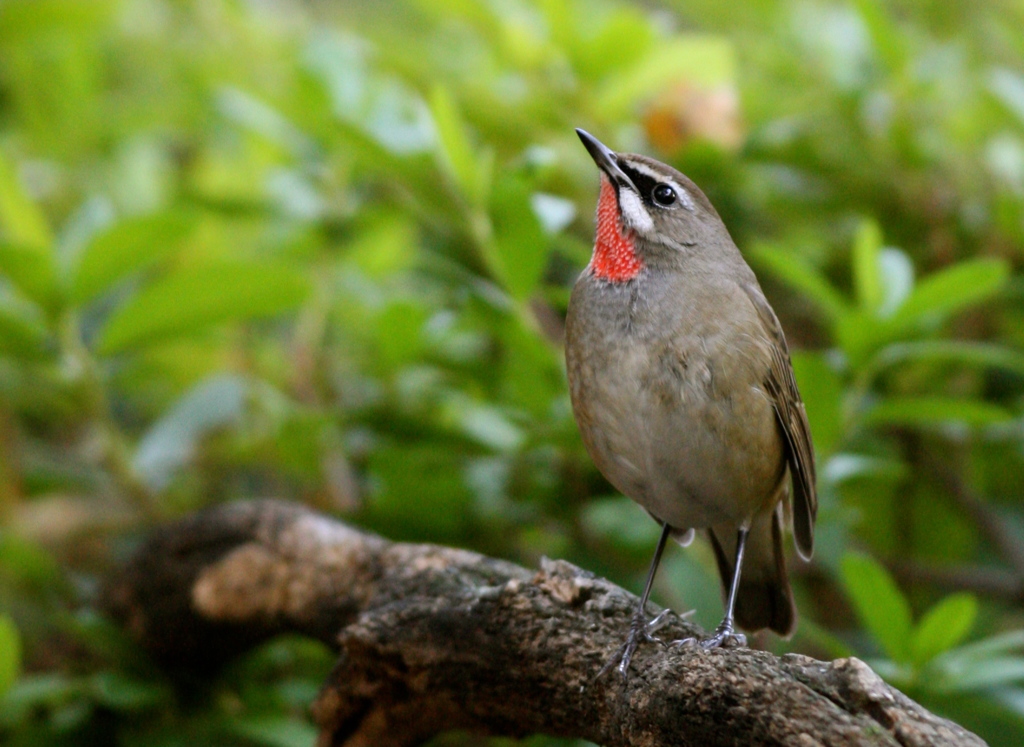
[2,0,1024,745]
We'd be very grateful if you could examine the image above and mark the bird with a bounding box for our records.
[566,129,817,675]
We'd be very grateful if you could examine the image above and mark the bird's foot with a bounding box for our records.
[671,619,747,650]
[594,609,672,681]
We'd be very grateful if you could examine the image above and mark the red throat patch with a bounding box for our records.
[590,176,643,282]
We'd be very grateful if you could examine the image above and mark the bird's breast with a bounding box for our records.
[565,274,785,530]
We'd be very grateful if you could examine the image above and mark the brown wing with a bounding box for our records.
[741,282,817,560]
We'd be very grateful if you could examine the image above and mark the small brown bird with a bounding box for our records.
[566,130,816,674]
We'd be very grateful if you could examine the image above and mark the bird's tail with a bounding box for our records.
[708,502,796,637]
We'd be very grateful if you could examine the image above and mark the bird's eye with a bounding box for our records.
[652,183,677,206]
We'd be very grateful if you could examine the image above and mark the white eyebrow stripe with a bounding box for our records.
[622,160,695,211]
[623,161,663,181]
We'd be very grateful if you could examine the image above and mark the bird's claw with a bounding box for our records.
[593,609,673,682]
[671,620,746,650]
[642,609,673,641]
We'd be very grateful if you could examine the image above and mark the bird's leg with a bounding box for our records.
[596,522,673,679]
[673,527,749,650]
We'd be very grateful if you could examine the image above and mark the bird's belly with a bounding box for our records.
[645,386,784,529]
[569,339,784,531]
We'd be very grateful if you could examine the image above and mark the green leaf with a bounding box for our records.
[347,214,417,279]
[890,258,1009,330]
[488,175,548,299]
[659,552,723,633]
[563,6,653,81]
[0,242,58,308]
[0,297,49,359]
[133,374,248,492]
[911,593,977,666]
[852,218,883,313]
[841,553,912,663]
[89,671,168,711]
[597,35,736,117]
[860,341,1024,386]
[0,151,51,248]
[442,396,524,451]
[921,690,1024,747]
[0,615,21,697]
[429,85,485,204]
[70,211,195,304]
[0,358,77,419]
[61,610,149,668]
[49,698,93,732]
[990,68,1024,126]
[835,308,884,367]
[791,351,842,456]
[499,318,562,416]
[217,87,314,158]
[938,656,1024,693]
[367,443,472,540]
[0,673,79,726]
[823,453,908,485]
[861,397,1012,428]
[877,248,914,316]
[794,617,856,661]
[224,716,318,747]
[940,629,1024,663]
[852,0,907,72]
[581,496,662,551]
[927,631,1024,694]
[96,261,310,354]
[750,242,850,322]
[0,534,65,591]
[0,0,114,44]
[371,301,428,370]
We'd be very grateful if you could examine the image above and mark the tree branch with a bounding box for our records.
[102,500,984,747]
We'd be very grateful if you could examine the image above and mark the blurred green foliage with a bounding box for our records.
[1,0,1024,744]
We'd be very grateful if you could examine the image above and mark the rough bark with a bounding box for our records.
[102,500,986,747]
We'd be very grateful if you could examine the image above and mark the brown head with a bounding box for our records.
[575,128,742,282]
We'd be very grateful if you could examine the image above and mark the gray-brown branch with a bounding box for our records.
[102,500,984,747]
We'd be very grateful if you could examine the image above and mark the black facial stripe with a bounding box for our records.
[618,163,659,206]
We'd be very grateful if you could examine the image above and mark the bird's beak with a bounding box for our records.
[576,129,637,193]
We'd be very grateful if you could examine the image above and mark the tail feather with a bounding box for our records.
[708,505,795,637]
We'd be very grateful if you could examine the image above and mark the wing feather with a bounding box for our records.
[741,282,817,560]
